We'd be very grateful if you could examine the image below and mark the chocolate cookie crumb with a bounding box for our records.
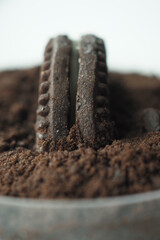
[0,68,160,199]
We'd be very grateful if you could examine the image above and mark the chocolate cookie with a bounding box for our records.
[36,35,113,152]
[76,35,113,148]
[36,36,71,152]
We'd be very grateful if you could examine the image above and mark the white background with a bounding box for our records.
[0,0,160,75]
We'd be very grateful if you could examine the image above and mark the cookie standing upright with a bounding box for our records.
[36,34,113,152]
[36,36,71,152]
[76,35,113,148]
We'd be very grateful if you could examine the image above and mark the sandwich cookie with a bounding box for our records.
[36,34,113,152]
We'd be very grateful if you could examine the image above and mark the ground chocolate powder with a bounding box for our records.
[0,67,160,199]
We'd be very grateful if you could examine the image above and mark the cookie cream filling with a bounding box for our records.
[69,41,79,128]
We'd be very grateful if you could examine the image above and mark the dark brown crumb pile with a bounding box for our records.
[0,67,160,198]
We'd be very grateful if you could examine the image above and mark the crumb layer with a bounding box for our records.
[0,68,160,199]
